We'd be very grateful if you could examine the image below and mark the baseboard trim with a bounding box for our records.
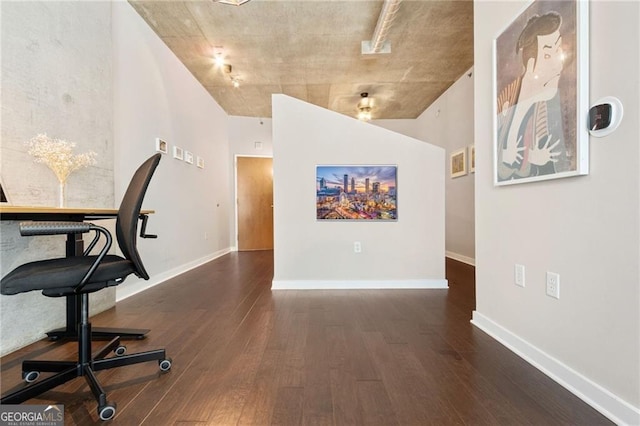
[471,311,640,426]
[271,278,448,290]
[445,251,475,266]
[116,248,231,302]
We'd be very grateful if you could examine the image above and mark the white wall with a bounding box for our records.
[473,2,639,424]
[416,68,475,264]
[371,118,423,140]
[272,95,446,289]
[0,1,115,356]
[112,1,232,300]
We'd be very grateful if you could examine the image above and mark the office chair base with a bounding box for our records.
[0,336,171,421]
[99,403,117,421]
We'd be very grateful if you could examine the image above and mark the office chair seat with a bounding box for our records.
[1,254,136,297]
[0,153,171,422]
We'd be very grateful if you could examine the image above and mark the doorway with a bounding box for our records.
[235,156,274,251]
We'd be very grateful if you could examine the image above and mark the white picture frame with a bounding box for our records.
[197,156,205,169]
[450,148,468,178]
[155,138,168,154]
[185,151,194,165]
[173,146,184,160]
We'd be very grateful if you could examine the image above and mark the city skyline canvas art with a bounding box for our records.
[316,165,397,221]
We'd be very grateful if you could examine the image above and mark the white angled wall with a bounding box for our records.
[272,95,445,289]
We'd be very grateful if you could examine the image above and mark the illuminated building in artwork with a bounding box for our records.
[343,174,348,193]
[351,177,355,193]
[365,178,370,194]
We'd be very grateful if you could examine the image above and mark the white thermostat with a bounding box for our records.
[588,96,623,137]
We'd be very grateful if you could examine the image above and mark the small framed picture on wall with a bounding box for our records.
[173,146,184,160]
[155,138,168,154]
[450,148,468,178]
[185,151,194,165]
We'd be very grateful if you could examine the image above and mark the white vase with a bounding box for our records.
[58,181,66,208]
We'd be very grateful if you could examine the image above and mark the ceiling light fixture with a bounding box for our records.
[213,49,242,87]
[213,0,252,6]
[357,92,373,121]
[213,46,225,67]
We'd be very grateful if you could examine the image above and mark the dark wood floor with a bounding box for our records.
[1,252,612,425]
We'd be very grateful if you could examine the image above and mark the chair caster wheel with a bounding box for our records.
[98,403,117,421]
[23,371,40,383]
[159,358,172,372]
[114,345,127,356]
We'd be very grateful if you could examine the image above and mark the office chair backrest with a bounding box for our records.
[116,153,161,280]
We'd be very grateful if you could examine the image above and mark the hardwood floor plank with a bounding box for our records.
[356,380,399,426]
[302,306,334,426]
[335,294,380,381]
[329,368,361,425]
[361,331,461,425]
[271,386,304,425]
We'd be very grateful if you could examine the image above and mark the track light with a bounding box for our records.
[357,92,373,121]
[213,46,225,67]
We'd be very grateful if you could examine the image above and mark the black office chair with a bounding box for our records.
[0,153,171,421]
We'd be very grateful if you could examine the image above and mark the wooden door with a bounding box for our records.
[237,157,274,251]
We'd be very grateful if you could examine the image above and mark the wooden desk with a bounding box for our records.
[0,205,153,341]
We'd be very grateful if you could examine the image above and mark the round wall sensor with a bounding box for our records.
[588,96,623,137]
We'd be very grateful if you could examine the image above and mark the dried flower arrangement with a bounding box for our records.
[26,133,97,206]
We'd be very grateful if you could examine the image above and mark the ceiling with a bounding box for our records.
[128,0,474,120]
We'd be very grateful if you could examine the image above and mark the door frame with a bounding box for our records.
[233,154,274,250]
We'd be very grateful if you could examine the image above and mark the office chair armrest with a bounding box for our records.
[19,221,109,258]
[76,224,113,293]
[19,221,92,236]
[139,214,157,239]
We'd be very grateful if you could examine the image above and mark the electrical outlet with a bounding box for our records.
[514,264,525,287]
[546,272,560,299]
[354,241,362,253]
